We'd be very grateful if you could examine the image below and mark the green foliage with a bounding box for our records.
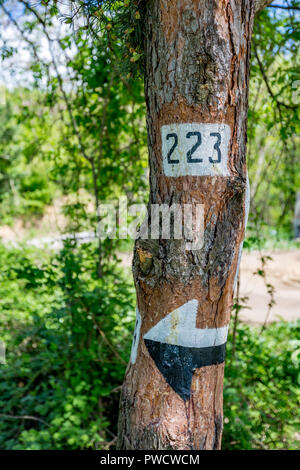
[249,6,300,234]
[60,0,147,76]
[0,0,299,452]
[244,222,300,251]
[0,29,147,228]
[223,320,300,450]
[0,89,58,222]
[62,32,147,201]
[0,241,135,449]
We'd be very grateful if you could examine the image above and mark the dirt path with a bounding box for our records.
[239,250,300,324]
[119,249,300,325]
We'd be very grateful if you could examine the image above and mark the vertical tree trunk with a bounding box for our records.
[118,0,256,450]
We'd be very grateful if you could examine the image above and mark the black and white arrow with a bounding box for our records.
[143,299,228,401]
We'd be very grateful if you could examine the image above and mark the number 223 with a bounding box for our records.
[166,131,222,164]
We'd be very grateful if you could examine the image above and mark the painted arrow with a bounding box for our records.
[143,299,228,401]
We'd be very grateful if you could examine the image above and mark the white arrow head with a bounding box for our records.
[143,299,228,349]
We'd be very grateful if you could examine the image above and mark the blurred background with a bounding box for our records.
[0,0,299,450]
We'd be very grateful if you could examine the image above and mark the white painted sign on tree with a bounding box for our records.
[161,123,231,177]
[144,299,229,348]
[130,308,141,364]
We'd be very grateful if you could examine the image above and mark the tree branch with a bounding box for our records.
[18,0,93,165]
[0,413,49,426]
[253,43,298,110]
[255,0,275,14]
[269,4,300,10]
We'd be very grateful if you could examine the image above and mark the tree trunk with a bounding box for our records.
[118,0,256,450]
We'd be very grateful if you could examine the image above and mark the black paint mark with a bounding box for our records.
[166,133,179,164]
[209,132,222,163]
[133,317,138,344]
[213,414,223,450]
[144,339,226,401]
[186,131,203,163]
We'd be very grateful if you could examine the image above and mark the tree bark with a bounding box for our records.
[118,0,256,450]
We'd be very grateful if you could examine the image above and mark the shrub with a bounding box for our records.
[0,242,298,449]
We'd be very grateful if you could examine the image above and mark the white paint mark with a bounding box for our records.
[161,123,231,177]
[130,308,141,364]
[233,173,251,292]
[144,299,229,348]
[244,173,251,228]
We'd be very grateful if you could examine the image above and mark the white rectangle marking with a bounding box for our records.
[161,123,231,177]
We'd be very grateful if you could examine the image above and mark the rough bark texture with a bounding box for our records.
[118,0,255,450]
